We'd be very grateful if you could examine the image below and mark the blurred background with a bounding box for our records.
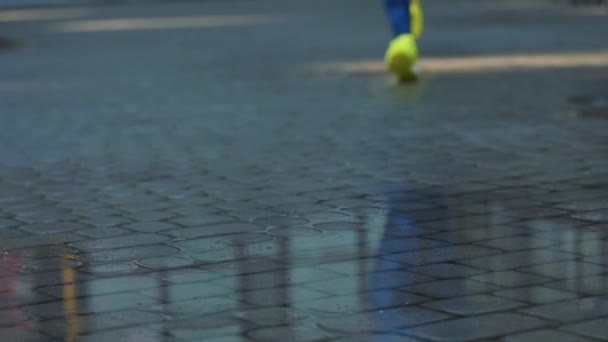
[1,0,608,341]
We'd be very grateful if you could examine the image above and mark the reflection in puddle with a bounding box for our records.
[1,186,607,340]
[0,256,34,330]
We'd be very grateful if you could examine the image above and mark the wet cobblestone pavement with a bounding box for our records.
[1,0,608,340]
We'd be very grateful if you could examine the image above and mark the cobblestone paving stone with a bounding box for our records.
[0,0,608,341]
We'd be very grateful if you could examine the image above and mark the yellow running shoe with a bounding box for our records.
[385,33,418,82]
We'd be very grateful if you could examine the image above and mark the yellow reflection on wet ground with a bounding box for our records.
[309,50,608,75]
[61,255,79,342]
[51,14,278,33]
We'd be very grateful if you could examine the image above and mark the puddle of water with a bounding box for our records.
[1,185,607,340]
[569,95,608,118]
[0,37,16,51]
